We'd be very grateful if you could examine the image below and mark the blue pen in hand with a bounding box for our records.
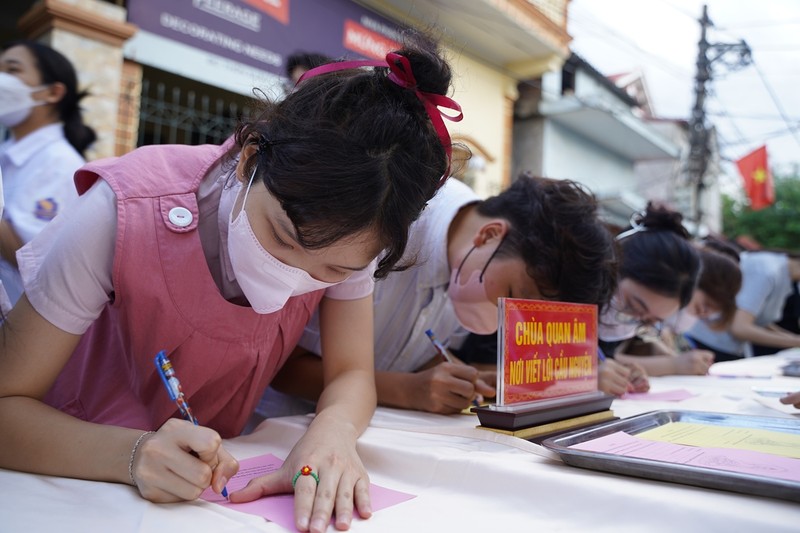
[154,350,228,499]
[425,329,481,407]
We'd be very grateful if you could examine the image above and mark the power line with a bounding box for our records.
[746,46,800,52]
[707,110,800,121]
[652,0,698,21]
[568,11,692,81]
[719,125,800,146]
[717,19,800,30]
[568,0,799,169]
[751,58,800,148]
[707,95,748,145]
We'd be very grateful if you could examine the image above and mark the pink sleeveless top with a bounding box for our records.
[43,142,324,437]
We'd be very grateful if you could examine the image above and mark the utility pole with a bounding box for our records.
[686,4,751,236]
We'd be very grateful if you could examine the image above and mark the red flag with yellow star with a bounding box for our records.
[736,145,774,210]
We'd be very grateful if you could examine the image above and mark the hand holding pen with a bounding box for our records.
[425,329,489,408]
[154,350,231,499]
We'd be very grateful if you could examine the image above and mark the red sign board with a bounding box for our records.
[497,298,598,406]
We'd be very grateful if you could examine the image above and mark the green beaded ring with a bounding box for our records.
[292,465,319,488]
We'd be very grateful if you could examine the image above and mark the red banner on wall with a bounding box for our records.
[343,19,401,60]
[244,0,290,25]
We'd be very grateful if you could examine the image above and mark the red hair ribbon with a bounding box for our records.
[297,51,463,186]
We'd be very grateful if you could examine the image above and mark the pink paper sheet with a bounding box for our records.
[571,431,800,482]
[200,454,415,531]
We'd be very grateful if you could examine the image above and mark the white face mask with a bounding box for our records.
[598,297,640,342]
[227,166,336,314]
[662,310,699,334]
[0,72,46,128]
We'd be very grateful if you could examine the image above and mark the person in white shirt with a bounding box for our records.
[0,40,95,304]
[686,250,800,359]
[596,204,702,390]
[256,174,618,417]
[613,244,742,376]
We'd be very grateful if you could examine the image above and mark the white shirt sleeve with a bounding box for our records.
[5,144,82,244]
[323,258,376,300]
[17,180,116,335]
[736,257,775,318]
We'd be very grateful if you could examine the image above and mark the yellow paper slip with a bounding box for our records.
[637,421,800,459]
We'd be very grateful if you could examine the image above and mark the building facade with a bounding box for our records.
[512,52,722,232]
[5,0,573,199]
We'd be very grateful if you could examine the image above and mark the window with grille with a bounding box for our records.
[137,66,256,147]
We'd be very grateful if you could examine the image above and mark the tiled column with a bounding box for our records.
[18,0,137,160]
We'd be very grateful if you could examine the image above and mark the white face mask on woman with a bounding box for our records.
[0,72,46,128]
[597,296,640,342]
[662,310,699,334]
[227,165,336,314]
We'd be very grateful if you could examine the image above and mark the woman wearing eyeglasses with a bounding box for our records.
[612,244,742,376]
[597,203,702,392]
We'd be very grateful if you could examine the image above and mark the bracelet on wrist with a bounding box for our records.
[128,431,156,487]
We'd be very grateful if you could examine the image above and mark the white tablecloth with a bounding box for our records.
[2,356,800,532]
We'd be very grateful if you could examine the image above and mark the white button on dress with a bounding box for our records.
[168,206,193,227]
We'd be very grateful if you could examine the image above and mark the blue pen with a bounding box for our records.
[425,329,481,407]
[155,350,228,499]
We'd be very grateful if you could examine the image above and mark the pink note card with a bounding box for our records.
[571,431,800,482]
[200,454,416,531]
[620,389,696,402]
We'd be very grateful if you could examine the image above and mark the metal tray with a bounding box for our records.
[541,410,800,502]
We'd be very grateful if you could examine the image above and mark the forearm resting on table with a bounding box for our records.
[0,297,144,484]
[614,337,676,376]
[0,396,145,483]
[731,316,800,349]
[616,351,704,376]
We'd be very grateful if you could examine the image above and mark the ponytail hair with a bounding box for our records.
[5,40,96,155]
[617,202,701,308]
[234,30,456,279]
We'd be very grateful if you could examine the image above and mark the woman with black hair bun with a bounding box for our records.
[615,244,742,376]
[0,40,96,306]
[0,32,461,532]
[597,202,702,393]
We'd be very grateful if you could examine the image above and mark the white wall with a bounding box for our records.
[541,121,635,195]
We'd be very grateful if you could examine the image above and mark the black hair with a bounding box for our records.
[617,202,701,308]
[696,245,742,330]
[4,40,96,155]
[700,237,741,263]
[476,173,618,309]
[233,31,453,279]
[285,51,334,78]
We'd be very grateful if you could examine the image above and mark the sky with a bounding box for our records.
[567,0,800,186]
